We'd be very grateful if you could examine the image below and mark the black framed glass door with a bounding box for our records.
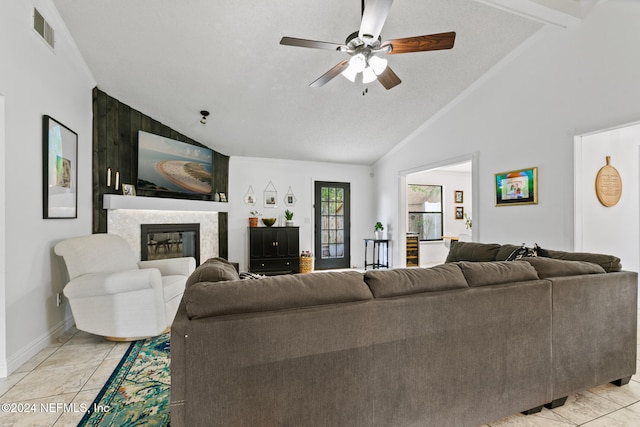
[314,181,350,270]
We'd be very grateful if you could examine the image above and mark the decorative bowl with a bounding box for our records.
[262,218,277,227]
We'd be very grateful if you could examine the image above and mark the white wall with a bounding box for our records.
[407,169,472,265]
[0,95,7,375]
[576,123,640,272]
[0,0,95,375]
[373,0,640,267]
[228,157,375,272]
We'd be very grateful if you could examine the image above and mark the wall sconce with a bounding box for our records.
[200,110,210,124]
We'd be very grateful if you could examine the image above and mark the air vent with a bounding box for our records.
[33,8,55,49]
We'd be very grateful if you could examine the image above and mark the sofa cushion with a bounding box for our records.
[545,250,622,272]
[519,257,606,278]
[445,241,502,263]
[458,261,539,287]
[364,264,468,298]
[184,271,373,319]
[185,257,240,288]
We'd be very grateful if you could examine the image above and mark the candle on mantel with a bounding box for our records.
[115,171,119,190]
[106,167,111,187]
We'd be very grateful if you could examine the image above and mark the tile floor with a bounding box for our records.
[1,326,640,427]
[0,327,129,426]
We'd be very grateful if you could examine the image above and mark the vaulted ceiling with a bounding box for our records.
[53,0,596,165]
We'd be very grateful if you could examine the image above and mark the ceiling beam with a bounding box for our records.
[475,0,600,28]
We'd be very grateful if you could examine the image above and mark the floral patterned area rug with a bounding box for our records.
[78,333,170,426]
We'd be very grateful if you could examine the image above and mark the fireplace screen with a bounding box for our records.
[141,223,200,265]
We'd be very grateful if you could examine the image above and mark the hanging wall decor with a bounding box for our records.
[264,181,278,208]
[494,167,538,206]
[244,185,256,206]
[284,186,297,206]
[595,156,622,207]
[43,115,78,219]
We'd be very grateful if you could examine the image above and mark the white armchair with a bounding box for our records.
[54,233,195,341]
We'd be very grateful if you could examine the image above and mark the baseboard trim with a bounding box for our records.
[4,316,75,376]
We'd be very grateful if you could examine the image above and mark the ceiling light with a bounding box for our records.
[349,53,367,73]
[369,55,388,75]
[341,66,358,82]
[200,110,210,124]
[362,66,377,84]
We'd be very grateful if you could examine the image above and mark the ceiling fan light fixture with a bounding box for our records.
[341,65,358,82]
[348,53,367,73]
[369,55,388,75]
[362,66,377,84]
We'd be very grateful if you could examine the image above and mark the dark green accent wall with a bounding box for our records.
[92,87,229,259]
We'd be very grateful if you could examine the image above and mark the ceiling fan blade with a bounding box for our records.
[359,0,394,42]
[386,32,456,54]
[309,60,350,88]
[377,66,401,90]
[280,37,344,51]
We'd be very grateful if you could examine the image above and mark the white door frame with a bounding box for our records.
[397,152,479,267]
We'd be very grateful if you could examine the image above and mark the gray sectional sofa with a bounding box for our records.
[170,245,637,427]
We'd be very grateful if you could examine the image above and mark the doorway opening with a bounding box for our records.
[574,121,640,273]
[399,154,477,267]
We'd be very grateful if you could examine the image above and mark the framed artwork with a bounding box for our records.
[495,167,538,206]
[284,186,296,206]
[264,191,277,207]
[264,181,277,208]
[122,184,136,196]
[454,190,463,203]
[218,192,227,202]
[455,206,464,220]
[244,186,256,206]
[43,115,78,219]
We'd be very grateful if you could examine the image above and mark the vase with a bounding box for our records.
[286,220,294,227]
[249,217,258,227]
[375,231,383,240]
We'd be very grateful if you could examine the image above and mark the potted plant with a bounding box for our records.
[464,213,472,230]
[374,222,384,239]
[284,209,294,227]
[249,210,261,227]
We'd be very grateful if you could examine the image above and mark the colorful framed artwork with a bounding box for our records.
[495,167,538,206]
[43,115,78,219]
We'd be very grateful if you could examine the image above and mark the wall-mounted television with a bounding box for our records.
[137,131,213,197]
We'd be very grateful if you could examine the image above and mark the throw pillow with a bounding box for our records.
[239,272,266,280]
[506,244,537,261]
[534,243,550,257]
[186,257,240,288]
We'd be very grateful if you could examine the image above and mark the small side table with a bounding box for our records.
[364,238,390,270]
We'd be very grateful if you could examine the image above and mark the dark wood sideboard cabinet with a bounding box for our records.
[249,227,300,275]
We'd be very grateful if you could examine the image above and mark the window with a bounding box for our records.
[407,184,443,241]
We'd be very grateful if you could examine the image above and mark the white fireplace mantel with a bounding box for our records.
[103,194,229,212]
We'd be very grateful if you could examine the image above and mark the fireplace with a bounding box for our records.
[106,203,219,264]
[141,223,200,265]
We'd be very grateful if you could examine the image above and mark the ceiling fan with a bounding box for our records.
[280,0,456,90]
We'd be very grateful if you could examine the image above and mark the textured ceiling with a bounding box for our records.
[53,0,544,165]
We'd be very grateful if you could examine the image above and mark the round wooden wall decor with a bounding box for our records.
[595,156,622,207]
